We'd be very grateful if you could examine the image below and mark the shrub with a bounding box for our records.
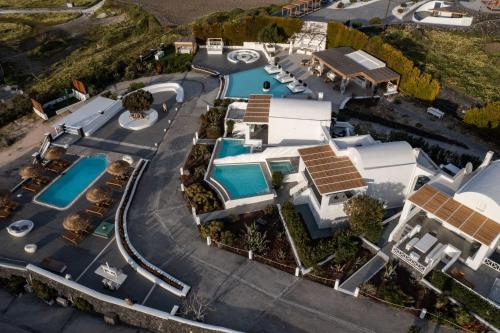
[226,119,235,136]
[206,125,222,139]
[332,230,358,264]
[0,94,32,128]
[185,184,220,213]
[463,102,500,129]
[430,271,500,327]
[400,3,408,7]
[159,52,193,73]
[264,204,274,216]
[343,194,384,242]
[31,280,57,301]
[257,23,288,43]
[220,230,235,246]
[122,89,153,119]
[397,8,405,13]
[407,325,421,333]
[351,21,363,29]
[337,2,345,8]
[73,297,93,312]
[200,220,223,241]
[0,275,25,295]
[369,17,382,25]
[127,81,145,92]
[271,171,284,189]
[243,222,269,254]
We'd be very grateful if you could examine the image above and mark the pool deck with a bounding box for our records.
[193,49,269,75]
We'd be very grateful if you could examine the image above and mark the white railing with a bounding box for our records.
[391,246,427,274]
[483,257,500,273]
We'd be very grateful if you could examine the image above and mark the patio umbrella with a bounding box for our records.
[19,164,43,179]
[106,160,130,178]
[63,212,91,233]
[44,146,66,161]
[86,186,112,203]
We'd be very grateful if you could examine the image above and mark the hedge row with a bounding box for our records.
[193,15,303,46]
[430,271,500,327]
[327,23,440,102]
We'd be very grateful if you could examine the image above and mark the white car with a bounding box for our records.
[7,220,34,237]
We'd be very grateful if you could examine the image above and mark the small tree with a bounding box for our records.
[122,89,153,119]
[369,17,382,25]
[257,23,287,43]
[243,222,269,254]
[226,119,235,136]
[182,291,212,322]
[343,194,384,242]
[272,171,283,189]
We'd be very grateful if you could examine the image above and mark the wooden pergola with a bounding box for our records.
[282,0,321,17]
[174,37,198,55]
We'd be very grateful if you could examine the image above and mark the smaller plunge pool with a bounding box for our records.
[212,163,270,199]
[218,138,250,158]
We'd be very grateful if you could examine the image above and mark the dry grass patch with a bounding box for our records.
[0,0,95,7]
[0,22,32,41]
[1,13,81,26]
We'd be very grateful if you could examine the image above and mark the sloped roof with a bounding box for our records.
[409,184,500,246]
[350,141,416,169]
[243,94,271,123]
[298,144,366,195]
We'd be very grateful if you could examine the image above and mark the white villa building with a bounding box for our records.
[389,153,500,276]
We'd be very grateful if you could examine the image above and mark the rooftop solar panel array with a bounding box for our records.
[243,94,271,124]
[298,145,366,195]
[409,184,500,246]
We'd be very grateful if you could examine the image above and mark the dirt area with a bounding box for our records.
[119,0,289,26]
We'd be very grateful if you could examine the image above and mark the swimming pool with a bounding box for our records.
[35,154,109,210]
[218,138,250,158]
[212,164,270,199]
[225,67,291,99]
[268,160,295,175]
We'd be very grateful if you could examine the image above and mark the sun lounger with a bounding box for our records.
[274,72,294,84]
[287,81,306,93]
[46,162,67,174]
[264,64,281,74]
[106,177,126,188]
[23,183,43,193]
[86,204,106,217]
[0,209,11,219]
[41,257,67,273]
[62,230,85,245]
[34,176,50,185]
[97,199,114,208]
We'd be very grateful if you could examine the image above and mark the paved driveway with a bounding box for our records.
[125,72,455,333]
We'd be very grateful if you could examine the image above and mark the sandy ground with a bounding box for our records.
[119,0,289,26]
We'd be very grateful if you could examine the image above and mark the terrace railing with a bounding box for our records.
[483,257,500,273]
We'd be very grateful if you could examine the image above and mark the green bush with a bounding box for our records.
[271,171,284,189]
[257,23,288,43]
[464,102,500,129]
[243,222,269,254]
[0,275,26,295]
[73,297,93,312]
[193,15,302,45]
[200,220,223,241]
[122,89,153,118]
[343,194,384,243]
[185,184,220,213]
[368,17,382,25]
[430,271,500,327]
[127,81,145,92]
[226,119,235,136]
[31,280,57,301]
[159,52,193,73]
[351,21,363,28]
[326,22,440,101]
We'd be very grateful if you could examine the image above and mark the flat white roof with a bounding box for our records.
[269,98,331,121]
[56,96,116,129]
[346,50,386,70]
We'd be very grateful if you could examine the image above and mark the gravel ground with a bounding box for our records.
[119,0,289,26]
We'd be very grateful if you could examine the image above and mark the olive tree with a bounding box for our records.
[343,194,384,242]
[122,89,153,119]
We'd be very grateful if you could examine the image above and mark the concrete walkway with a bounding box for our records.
[124,71,456,333]
[0,0,105,14]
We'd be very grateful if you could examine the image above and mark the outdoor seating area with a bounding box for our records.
[281,0,322,17]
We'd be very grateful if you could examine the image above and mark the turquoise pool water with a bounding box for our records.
[36,155,109,209]
[269,161,295,175]
[218,139,250,158]
[213,164,269,199]
[225,67,291,99]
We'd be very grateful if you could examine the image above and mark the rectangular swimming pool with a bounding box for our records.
[218,138,250,158]
[35,154,109,210]
[212,163,270,199]
[268,160,295,175]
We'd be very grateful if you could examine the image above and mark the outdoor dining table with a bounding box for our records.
[414,233,438,254]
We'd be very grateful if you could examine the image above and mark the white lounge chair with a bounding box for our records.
[264,64,281,74]
[274,71,294,83]
[287,80,306,93]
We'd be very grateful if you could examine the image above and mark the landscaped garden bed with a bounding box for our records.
[201,206,297,274]
[361,264,488,332]
[306,247,374,287]
[181,144,222,214]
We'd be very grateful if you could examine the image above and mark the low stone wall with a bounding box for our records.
[0,262,239,333]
